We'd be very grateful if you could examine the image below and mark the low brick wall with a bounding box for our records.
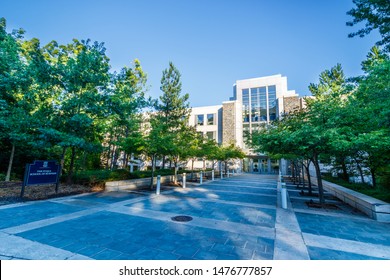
[105,171,215,192]
[310,175,390,223]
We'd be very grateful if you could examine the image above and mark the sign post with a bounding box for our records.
[21,160,61,198]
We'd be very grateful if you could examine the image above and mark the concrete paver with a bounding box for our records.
[0,173,389,260]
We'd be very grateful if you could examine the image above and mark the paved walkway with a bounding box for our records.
[0,173,389,260]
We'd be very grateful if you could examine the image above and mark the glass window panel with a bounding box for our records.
[207,114,215,125]
[206,131,215,140]
[268,85,276,94]
[196,115,204,126]
[243,113,250,123]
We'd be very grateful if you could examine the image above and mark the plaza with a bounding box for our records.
[1,173,389,260]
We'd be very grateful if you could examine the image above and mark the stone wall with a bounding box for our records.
[283,96,301,113]
[222,101,236,145]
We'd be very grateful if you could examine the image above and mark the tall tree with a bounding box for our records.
[349,58,390,186]
[346,0,390,52]
[0,18,34,181]
[53,39,110,182]
[154,62,191,173]
[106,59,148,169]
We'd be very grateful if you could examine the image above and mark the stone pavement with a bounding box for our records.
[0,173,389,260]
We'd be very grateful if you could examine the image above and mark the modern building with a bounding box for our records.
[189,74,304,173]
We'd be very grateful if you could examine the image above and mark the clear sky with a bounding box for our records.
[1,0,380,107]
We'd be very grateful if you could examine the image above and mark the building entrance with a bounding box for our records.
[243,156,278,174]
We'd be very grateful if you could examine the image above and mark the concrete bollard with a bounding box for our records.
[212,170,215,181]
[183,173,186,188]
[281,182,287,209]
[220,171,223,179]
[156,175,161,195]
[227,170,230,178]
[200,171,203,184]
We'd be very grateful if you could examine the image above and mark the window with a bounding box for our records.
[207,114,215,125]
[259,87,267,121]
[206,131,215,140]
[268,85,277,121]
[242,89,250,123]
[250,88,260,122]
[196,114,204,126]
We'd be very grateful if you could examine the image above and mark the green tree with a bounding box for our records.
[105,59,148,170]
[347,0,390,52]
[155,62,191,169]
[216,144,245,174]
[0,18,36,181]
[52,39,110,183]
[349,58,390,186]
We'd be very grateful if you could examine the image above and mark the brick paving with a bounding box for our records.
[0,173,389,260]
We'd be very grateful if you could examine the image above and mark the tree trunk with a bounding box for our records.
[341,160,348,182]
[304,162,313,195]
[301,162,305,188]
[313,154,325,205]
[191,159,195,181]
[82,151,87,170]
[106,133,114,169]
[174,157,178,184]
[162,156,166,170]
[66,146,76,184]
[111,147,119,170]
[291,162,296,183]
[5,143,15,182]
[150,155,156,189]
[370,169,377,188]
[60,147,67,176]
[354,158,365,184]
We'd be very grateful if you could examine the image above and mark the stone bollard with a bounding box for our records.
[183,173,186,188]
[227,170,230,178]
[281,182,287,209]
[200,171,203,184]
[212,170,215,181]
[156,175,161,195]
[220,171,223,179]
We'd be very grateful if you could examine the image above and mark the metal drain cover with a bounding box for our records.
[171,215,193,222]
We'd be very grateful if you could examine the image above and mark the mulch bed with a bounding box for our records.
[0,181,104,205]
[305,199,340,210]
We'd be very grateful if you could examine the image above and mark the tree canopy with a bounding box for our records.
[347,0,390,52]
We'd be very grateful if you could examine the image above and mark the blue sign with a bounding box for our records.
[21,160,61,197]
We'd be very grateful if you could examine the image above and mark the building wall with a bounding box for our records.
[187,74,302,172]
[189,105,222,142]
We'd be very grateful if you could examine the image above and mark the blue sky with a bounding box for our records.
[1,0,380,107]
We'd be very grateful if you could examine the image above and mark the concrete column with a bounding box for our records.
[156,175,161,195]
[129,153,134,173]
[268,158,272,174]
[182,173,186,188]
[281,182,287,209]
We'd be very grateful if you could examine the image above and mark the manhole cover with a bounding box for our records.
[171,215,193,222]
